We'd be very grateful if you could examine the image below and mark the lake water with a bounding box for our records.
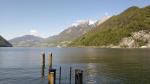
[0,48,150,84]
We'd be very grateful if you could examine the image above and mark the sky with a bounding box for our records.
[0,0,150,40]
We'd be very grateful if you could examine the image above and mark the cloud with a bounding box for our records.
[71,20,88,26]
[89,20,97,25]
[30,29,39,36]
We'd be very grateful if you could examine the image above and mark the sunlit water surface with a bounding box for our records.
[0,48,150,84]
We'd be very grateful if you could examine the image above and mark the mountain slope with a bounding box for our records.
[9,35,44,47]
[44,20,97,47]
[0,36,12,47]
[70,6,150,47]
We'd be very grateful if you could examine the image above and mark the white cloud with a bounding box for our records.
[89,20,97,25]
[71,20,88,27]
[30,29,39,36]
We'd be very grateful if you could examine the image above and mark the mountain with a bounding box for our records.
[43,20,97,47]
[70,6,150,48]
[9,20,96,47]
[9,35,44,47]
[0,36,12,47]
[9,18,110,47]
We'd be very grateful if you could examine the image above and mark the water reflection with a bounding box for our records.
[85,63,97,84]
[41,65,45,78]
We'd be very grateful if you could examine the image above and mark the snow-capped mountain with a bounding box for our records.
[9,17,110,47]
[45,20,96,47]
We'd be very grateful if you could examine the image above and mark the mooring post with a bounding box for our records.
[49,52,52,68]
[75,69,83,84]
[59,66,61,84]
[41,52,45,77]
[42,52,45,68]
[48,68,56,84]
[48,52,56,84]
[70,66,72,84]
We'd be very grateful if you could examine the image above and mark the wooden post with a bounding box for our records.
[75,69,83,84]
[69,66,72,84]
[48,68,56,84]
[42,52,45,68]
[49,52,52,68]
[41,52,45,77]
[59,66,61,84]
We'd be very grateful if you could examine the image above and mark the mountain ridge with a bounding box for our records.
[9,35,44,47]
[9,16,111,47]
[70,5,150,48]
[9,17,111,47]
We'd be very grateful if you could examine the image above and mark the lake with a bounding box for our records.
[0,48,150,84]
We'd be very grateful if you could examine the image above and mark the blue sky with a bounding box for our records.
[0,0,150,40]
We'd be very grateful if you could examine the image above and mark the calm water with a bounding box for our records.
[0,48,150,84]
